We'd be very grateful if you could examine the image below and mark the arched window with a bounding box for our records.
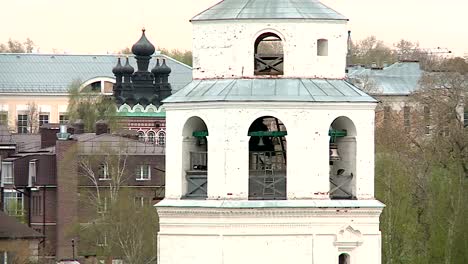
[317,39,329,56]
[329,116,357,199]
[254,32,284,75]
[339,253,350,264]
[138,131,146,142]
[147,131,156,143]
[248,116,287,200]
[182,117,208,199]
[157,131,166,146]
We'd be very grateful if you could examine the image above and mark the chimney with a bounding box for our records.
[95,120,109,135]
[73,120,85,134]
[40,123,60,148]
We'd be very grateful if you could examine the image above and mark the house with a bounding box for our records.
[0,121,165,262]
[0,210,44,264]
[0,51,192,134]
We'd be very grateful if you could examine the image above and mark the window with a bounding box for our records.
[148,131,156,143]
[0,111,7,125]
[59,113,69,124]
[32,195,42,216]
[39,114,49,126]
[136,165,151,180]
[339,253,350,264]
[317,39,329,56]
[157,131,166,146]
[98,163,110,180]
[383,106,391,124]
[4,190,24,217]
[254,32,284,75]
[98,197,108,214]
[29,160,37,186]
[403,106,410,131]
[138,131,145,142]
[17,114,28,134]
[97,234,108,247]
[424,106,431,135]
[1,162,13,185]
[134,196,150,207]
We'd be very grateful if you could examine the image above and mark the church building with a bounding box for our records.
[157,1,384,264]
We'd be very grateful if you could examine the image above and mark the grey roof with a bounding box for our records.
[191,0,347,21]
[0,211,44,239]
[74,133,165,155]
[164,78,376,103]
[0,53,192,94]
[347,62,423,95]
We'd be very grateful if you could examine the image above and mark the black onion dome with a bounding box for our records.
[131,29,155,56]
[122,57,134,75]
[151,59,162,75]
[112,58,123,75]
[159,59,172,75]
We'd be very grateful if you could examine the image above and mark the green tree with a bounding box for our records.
[159,48,193,66]
[67,80,118,133]
[76,144,160,264]
[350,36,397,67]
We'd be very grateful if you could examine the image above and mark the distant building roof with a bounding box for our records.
[74,133,165,155]
[347,62,423,95]
[164,78,376,103]
[0,211,44,239]
[191,0,347,21]
[0,53,192,94]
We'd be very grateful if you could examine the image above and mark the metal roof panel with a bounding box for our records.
[191,0,347,21]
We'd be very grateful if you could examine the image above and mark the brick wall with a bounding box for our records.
[55,139,78,260]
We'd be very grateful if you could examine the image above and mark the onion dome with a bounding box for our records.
[122,57,134,75]
[151,59,162,75]
[159,59,172,75]
[131,29,155,57]
[112,58,123,75]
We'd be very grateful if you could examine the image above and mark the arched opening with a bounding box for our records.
[317,39,329,56]
[138,131,146,142]
[147,131,156,143]
[329,116,357,199]
[339,253,350,264]
[248,116,287,200]
[182,117,208,199]
[254,32,284,75]
[157,130,166,146]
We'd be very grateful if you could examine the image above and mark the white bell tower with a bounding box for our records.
[157,1,384,264]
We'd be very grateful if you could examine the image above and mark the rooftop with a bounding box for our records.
[164,78,376,103]
[0,211,44,239]
[347,62,423,95]
[191,0,347,21]
[0,53,192,94]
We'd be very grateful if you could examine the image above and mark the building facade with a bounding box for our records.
[0,122,165,262]
[157,1,384,264]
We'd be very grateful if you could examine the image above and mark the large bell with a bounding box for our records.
[329,143,341,161]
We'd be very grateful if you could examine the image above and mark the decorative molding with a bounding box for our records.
[334,225,363,250]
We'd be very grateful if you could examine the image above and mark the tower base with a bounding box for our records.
[157,200,384,264]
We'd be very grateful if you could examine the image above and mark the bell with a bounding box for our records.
[258,136,265,147]
[329,143,341,161]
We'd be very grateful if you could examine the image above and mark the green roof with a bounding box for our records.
[191,0,347,21]
[0,53,192,94]
[164,78,376,103]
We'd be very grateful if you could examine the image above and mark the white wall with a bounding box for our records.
[164,101,376,200]
[192,19,348,79]
[157,205,383,264]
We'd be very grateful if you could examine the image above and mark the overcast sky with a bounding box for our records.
[1,0,466,56]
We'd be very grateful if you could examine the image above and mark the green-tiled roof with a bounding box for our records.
[0,53,192,94]
[191,0,347,21]
[164,78,376,103]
